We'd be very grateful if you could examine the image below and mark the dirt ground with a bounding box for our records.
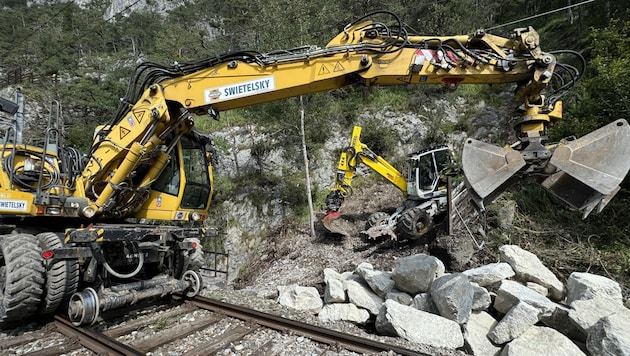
[234,182,490,297]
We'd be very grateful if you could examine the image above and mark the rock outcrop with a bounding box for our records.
[276,246,630,355]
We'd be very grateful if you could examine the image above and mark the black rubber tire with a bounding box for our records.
[0,234,45,325]
[36,232,79,314]
[366,212,390,230]
[396,207,433,240]
[184,238,205,272]
[173,238,205,278]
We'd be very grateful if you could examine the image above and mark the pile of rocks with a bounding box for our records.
[276,244,630,355]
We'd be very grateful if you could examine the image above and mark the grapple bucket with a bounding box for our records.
[462,139,526,210]
[542,119,630,217]
[463,119,630,218]
[321,211,350,236]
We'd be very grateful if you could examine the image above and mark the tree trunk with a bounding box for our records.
[300,96,315,237]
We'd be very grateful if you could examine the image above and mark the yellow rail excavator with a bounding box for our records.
[322,126,457,240]
[1,11,629,326]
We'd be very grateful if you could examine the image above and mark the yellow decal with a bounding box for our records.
[334,62,345,72]
[318,64,331,75]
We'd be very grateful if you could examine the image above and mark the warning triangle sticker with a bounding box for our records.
[318,65,331,75]
[333,62,345,72]
[133,109,145,123]
[120,127,131,140]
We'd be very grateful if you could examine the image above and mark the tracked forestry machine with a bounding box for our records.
[322,126,457,240]
[1,10,629,327]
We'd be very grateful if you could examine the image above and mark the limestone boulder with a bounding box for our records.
[391,254,445,294]
[499,245,565,301]
[376,299,464,349]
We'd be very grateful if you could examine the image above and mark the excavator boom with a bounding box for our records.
[322,126,408,235]
[104,11,629,220]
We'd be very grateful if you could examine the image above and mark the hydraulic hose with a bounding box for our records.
[102,242,144,279]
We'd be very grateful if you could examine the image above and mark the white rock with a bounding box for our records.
[344,279,383,315]
[376,300,464,349]
[318,303,370,324]
[494,280,559,316]
[499,245,565,301]
[525,282,548,296]
[568,296,627,333]
[463,262,515,287]
[356,267,394,299]
[277,285,323,314]
[324,278,346,304]
[566,272,623,305]
[488,301,539,344]
[464,311,502,356]
[471,282,492,311]
[323,268,342,283]
[386,290,413,306]
[501,326,586,356]
[587,312,630,356]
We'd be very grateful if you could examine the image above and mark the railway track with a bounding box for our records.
[2,295,429,355]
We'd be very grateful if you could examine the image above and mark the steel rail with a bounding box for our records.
[189,295,430,356]
[54,314,146,356]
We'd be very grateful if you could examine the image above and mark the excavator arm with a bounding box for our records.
[324,126,407,212]
[76,11,630,220]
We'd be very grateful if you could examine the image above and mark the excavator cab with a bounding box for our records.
[406,147,453,198]
[135,132,213,222]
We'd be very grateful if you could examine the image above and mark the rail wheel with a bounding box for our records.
[396,207,433,240]
[0,234,45,325]
[36,232,79,314]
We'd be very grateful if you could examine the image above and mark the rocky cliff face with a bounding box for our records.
[26,0,184,18]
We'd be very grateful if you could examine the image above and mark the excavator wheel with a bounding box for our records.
[0,234,45,325]
[36,232,79,314]
[183,238,205,272]
[396,207,433,240]
[366,212,390,230]
[173,238,205,279]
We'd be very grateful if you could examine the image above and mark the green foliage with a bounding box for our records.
[551,17,630,141]
[211,174,239,203]
[504,183,630,287]
[360,119,399,158]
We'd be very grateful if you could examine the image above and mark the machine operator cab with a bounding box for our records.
[406,146,454,200]
[136,131,214,223]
